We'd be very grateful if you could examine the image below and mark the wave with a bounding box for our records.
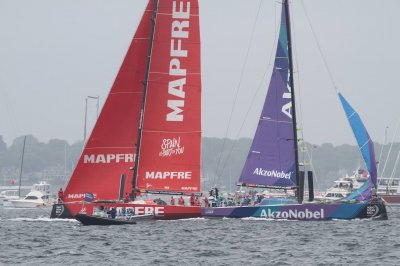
[331,218,369,222]
[240,217,297,222]
[157,217,206,222]
[9,217,78,222]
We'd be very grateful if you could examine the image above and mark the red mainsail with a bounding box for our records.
[136,0,202,194]
[63,1,154,202]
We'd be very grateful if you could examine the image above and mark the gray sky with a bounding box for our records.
[0,0,399,146]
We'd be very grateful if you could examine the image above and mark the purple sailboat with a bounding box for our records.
[202,0,387,221]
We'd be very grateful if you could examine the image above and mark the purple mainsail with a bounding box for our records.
[238,5,296,188]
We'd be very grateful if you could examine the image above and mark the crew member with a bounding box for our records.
[190,193,195,206]
[194,196,200,206]
[204,196,209,207]
[178,196,185,206]
[124,193,130,203]
[57,188,64,203]
[170,196,175,205]
[110,207,117,219]
[135,188,141,198]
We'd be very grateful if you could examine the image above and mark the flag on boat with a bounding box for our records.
[84,192,94,202]
[358,169,368,177]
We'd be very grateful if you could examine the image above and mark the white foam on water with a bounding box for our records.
[157,217,206,222]
[178,217,206,221]
[241,217,272,221]
[9,217,78,223]
[331,218,369,223]
[4,207,38,210]
[240,217,297,222]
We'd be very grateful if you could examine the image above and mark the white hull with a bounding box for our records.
[0,191,19,206]
[3,200,20,207]
[6,181,54,208]
[10,199,49,208]
[3,200,14,207]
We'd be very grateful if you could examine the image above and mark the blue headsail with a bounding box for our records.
[338,93,377,201]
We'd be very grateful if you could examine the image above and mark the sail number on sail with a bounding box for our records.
[167,1,191,122]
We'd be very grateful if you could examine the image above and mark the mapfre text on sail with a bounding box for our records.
[167,1,191,122]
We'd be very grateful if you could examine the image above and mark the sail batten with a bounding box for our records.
[238,3,296,188]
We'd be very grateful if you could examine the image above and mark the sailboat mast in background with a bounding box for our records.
[18,136,27,199]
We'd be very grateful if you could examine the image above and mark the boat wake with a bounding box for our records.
[3,206,51,210]
[157,217,206,222]
[331,218,369,222]
[178,217,206,221]
[240,217,297,222]
[9,217,79,223]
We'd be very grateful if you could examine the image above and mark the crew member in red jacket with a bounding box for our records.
[124,193,130,203]
[57,188,64,203]
[190,193,195,206]
[178,196,185,206]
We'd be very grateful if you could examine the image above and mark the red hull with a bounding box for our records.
[381,195,400,206]
[51,202,201,220]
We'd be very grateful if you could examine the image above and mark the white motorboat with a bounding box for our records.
[9,181,54,208]
[0,190,19,206]
[316,169,400,205]
[316,179,360,201]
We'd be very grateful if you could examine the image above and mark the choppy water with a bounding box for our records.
[1,206,400,266]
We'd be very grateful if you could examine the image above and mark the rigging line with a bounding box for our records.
[289,0,322,191]
[290,0,305,162]
[300,0,338,93]
[214,0,263,178]
[381,118,400,178]
[389,149,400,182]
[217,1,279,180]
[290,2,324,197]
[377,126,389,176]
[218,66,272,179]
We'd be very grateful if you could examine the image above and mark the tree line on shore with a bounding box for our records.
[0,135,399,191]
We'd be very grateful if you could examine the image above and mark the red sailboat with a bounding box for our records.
[51,0,202,220]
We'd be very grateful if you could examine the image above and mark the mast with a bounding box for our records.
[131,0,159,201]
[18,136,27,199]
[283,0,301,202]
